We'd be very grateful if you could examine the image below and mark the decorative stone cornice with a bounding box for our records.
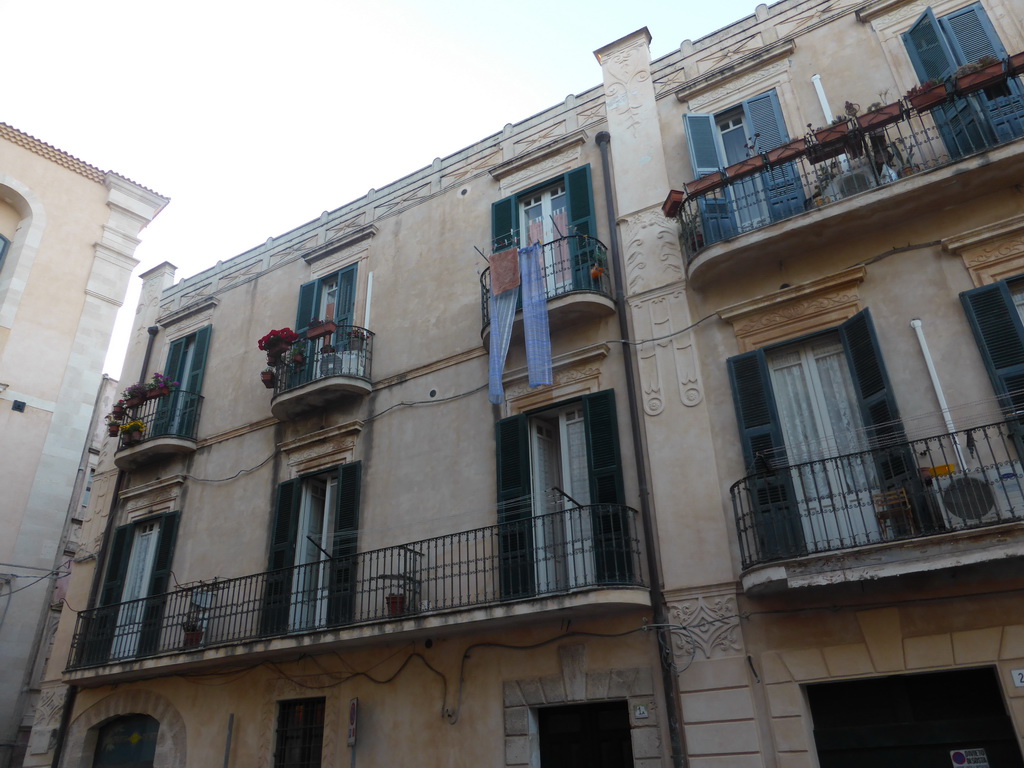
[0,121,106,183]
[278,421,363,476]
[719,267,867,352]
[942,213,1024,287]
[488,129,589,182]
[674,40,796,103]
[118,474,187,516]
[158,296,219,330]
[302,225,378,265]
[856,0,919,22]
[504,343,609,412]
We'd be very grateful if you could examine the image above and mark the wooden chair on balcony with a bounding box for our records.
[873,487,916,540]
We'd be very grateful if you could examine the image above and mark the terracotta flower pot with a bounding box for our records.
[385,594,406,615]
[124,430,143,445]
[108,425,120,437]
[182,630,204,648]
[260,371,276,389]
[813,121,851,145]
[125,396,144,408]
[766,138,806,165]
[112,405,126,418]
[307,321,337,341]
[1009,51,1024,76]
[723,154,766,181]
[684,171,726,197]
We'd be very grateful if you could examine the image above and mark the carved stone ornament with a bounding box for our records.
[576,100,607,128]
[621,207,685,295]
[279,421,363,476]
[632,293,702,414]
[602,36,652,139]
[503,344,609,412]
[119,475,187,517]
[374,183,430,216]
[686,60,790,112]
[668,594,743,659]
[719,266,866,352]
[442,149,502,187]
[326,212,366,238]
[942,213,1024,287]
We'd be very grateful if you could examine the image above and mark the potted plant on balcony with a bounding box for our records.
[812,115,852,145]
[954,55,1005,94]
[1009,50,1024,77]
[344,327,369,352]
[286,344,307,367]
[306,317,337,342]
[121,383,148,408]
[684,170,726,197]
[146,372,178,398]
[119,420,146,445]
[257,327,299,365]
[260,367,276,389]
[906,79,948,112]
[106,417,121,437]
[111,400,127,419]
[766,137,807,165]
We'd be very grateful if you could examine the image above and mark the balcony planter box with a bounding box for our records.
[955,61,1006,94]
[112,404,126,418]
[806,141,847,165]
[123,430,144,445]
[107,424,120,437]
[684,171,726,197]
[1009,51,1024,76]
[857,102,904,131]
[125,396,144,408]
[813,121,851,145]
[723,154,766,181]
[766,138,806,165]
[908,82,949,112]
[260,370,276,389]
[306,321,337,341]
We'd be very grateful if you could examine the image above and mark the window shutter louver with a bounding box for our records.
[684,113,723,177]
[941,3,1004,61]
[743,90,805,221]
[495,414,534,598]
[962,282,1024,414]
[904,8,958,81]
[138,511,180,656]
[564,165,595,239]
[492,196,518,252]
[583,390,632,584]
[327,462,361,626]
[87,525,133,665]
[99,525,132,607]
[296,280,318,334]
[263,479,301,635]
[727,349,801,561]
[335,265,358,329]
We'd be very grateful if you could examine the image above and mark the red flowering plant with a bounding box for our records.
[257,328,299,351]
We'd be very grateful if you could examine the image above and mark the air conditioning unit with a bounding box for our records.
[835,169,875,199]
[930,463,1024,527]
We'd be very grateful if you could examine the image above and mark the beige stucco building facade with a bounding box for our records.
[0,124,165,767]
[28,1,1024,766]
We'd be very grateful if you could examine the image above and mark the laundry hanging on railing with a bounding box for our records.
[519,243,552,389]
[487,243,553,404]
[488,247,519,405]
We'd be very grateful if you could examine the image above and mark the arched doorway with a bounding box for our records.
[92,715,158,768]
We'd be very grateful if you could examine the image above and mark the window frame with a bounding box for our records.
[273,697,326,768]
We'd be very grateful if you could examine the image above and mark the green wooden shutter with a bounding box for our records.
[327,462,361,625]
[184,327,211,394]
[684,113,723,177]
[262,479,301,635]
[727,350,801,561]
[961,282,1024,413]
[492,196,518,251]
[138,511,180,656]
[296,280,318,334]
[164,337,187,385]
[335,265,358,328]
[176,326,210,438]
[87,524,132,665]
[154,338,187,437]
[564,165,595,239]
[495,414,534,598]
[582,390,632,584]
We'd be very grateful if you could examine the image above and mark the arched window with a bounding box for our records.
[92,714,159,768]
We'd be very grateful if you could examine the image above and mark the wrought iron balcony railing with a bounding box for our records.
[731,419,1024,569]
[273,325,373,395]
[116,389,203,449]
[480,234,612,329]
[677,84,1024,262]
[68,504,644,669]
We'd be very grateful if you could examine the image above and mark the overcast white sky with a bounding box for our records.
[3,0,757,378]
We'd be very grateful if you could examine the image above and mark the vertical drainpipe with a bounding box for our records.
[139,325,160,383]
[596,131,687,768]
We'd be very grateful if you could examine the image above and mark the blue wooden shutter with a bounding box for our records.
[943,3,1024,142]
[492,196,518,252]
[743,90,805,221]
[684,113,735,245]
[327,462,361,625]
[904,8,992,157]
[138,511,180,656]
[263,479,301,635]
[727,349,801,561]
[583,390,632,584]
[495,414,534,598]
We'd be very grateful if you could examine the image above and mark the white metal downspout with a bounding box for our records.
[910,318,966,467]
[812,74,832,122]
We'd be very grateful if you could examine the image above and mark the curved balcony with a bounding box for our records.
[480,234,615,348]
[113,390,203,470]
[670,83,1024,286]
[270,326,373,420]
[66,504,646,677]
[731,419,1024,592]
